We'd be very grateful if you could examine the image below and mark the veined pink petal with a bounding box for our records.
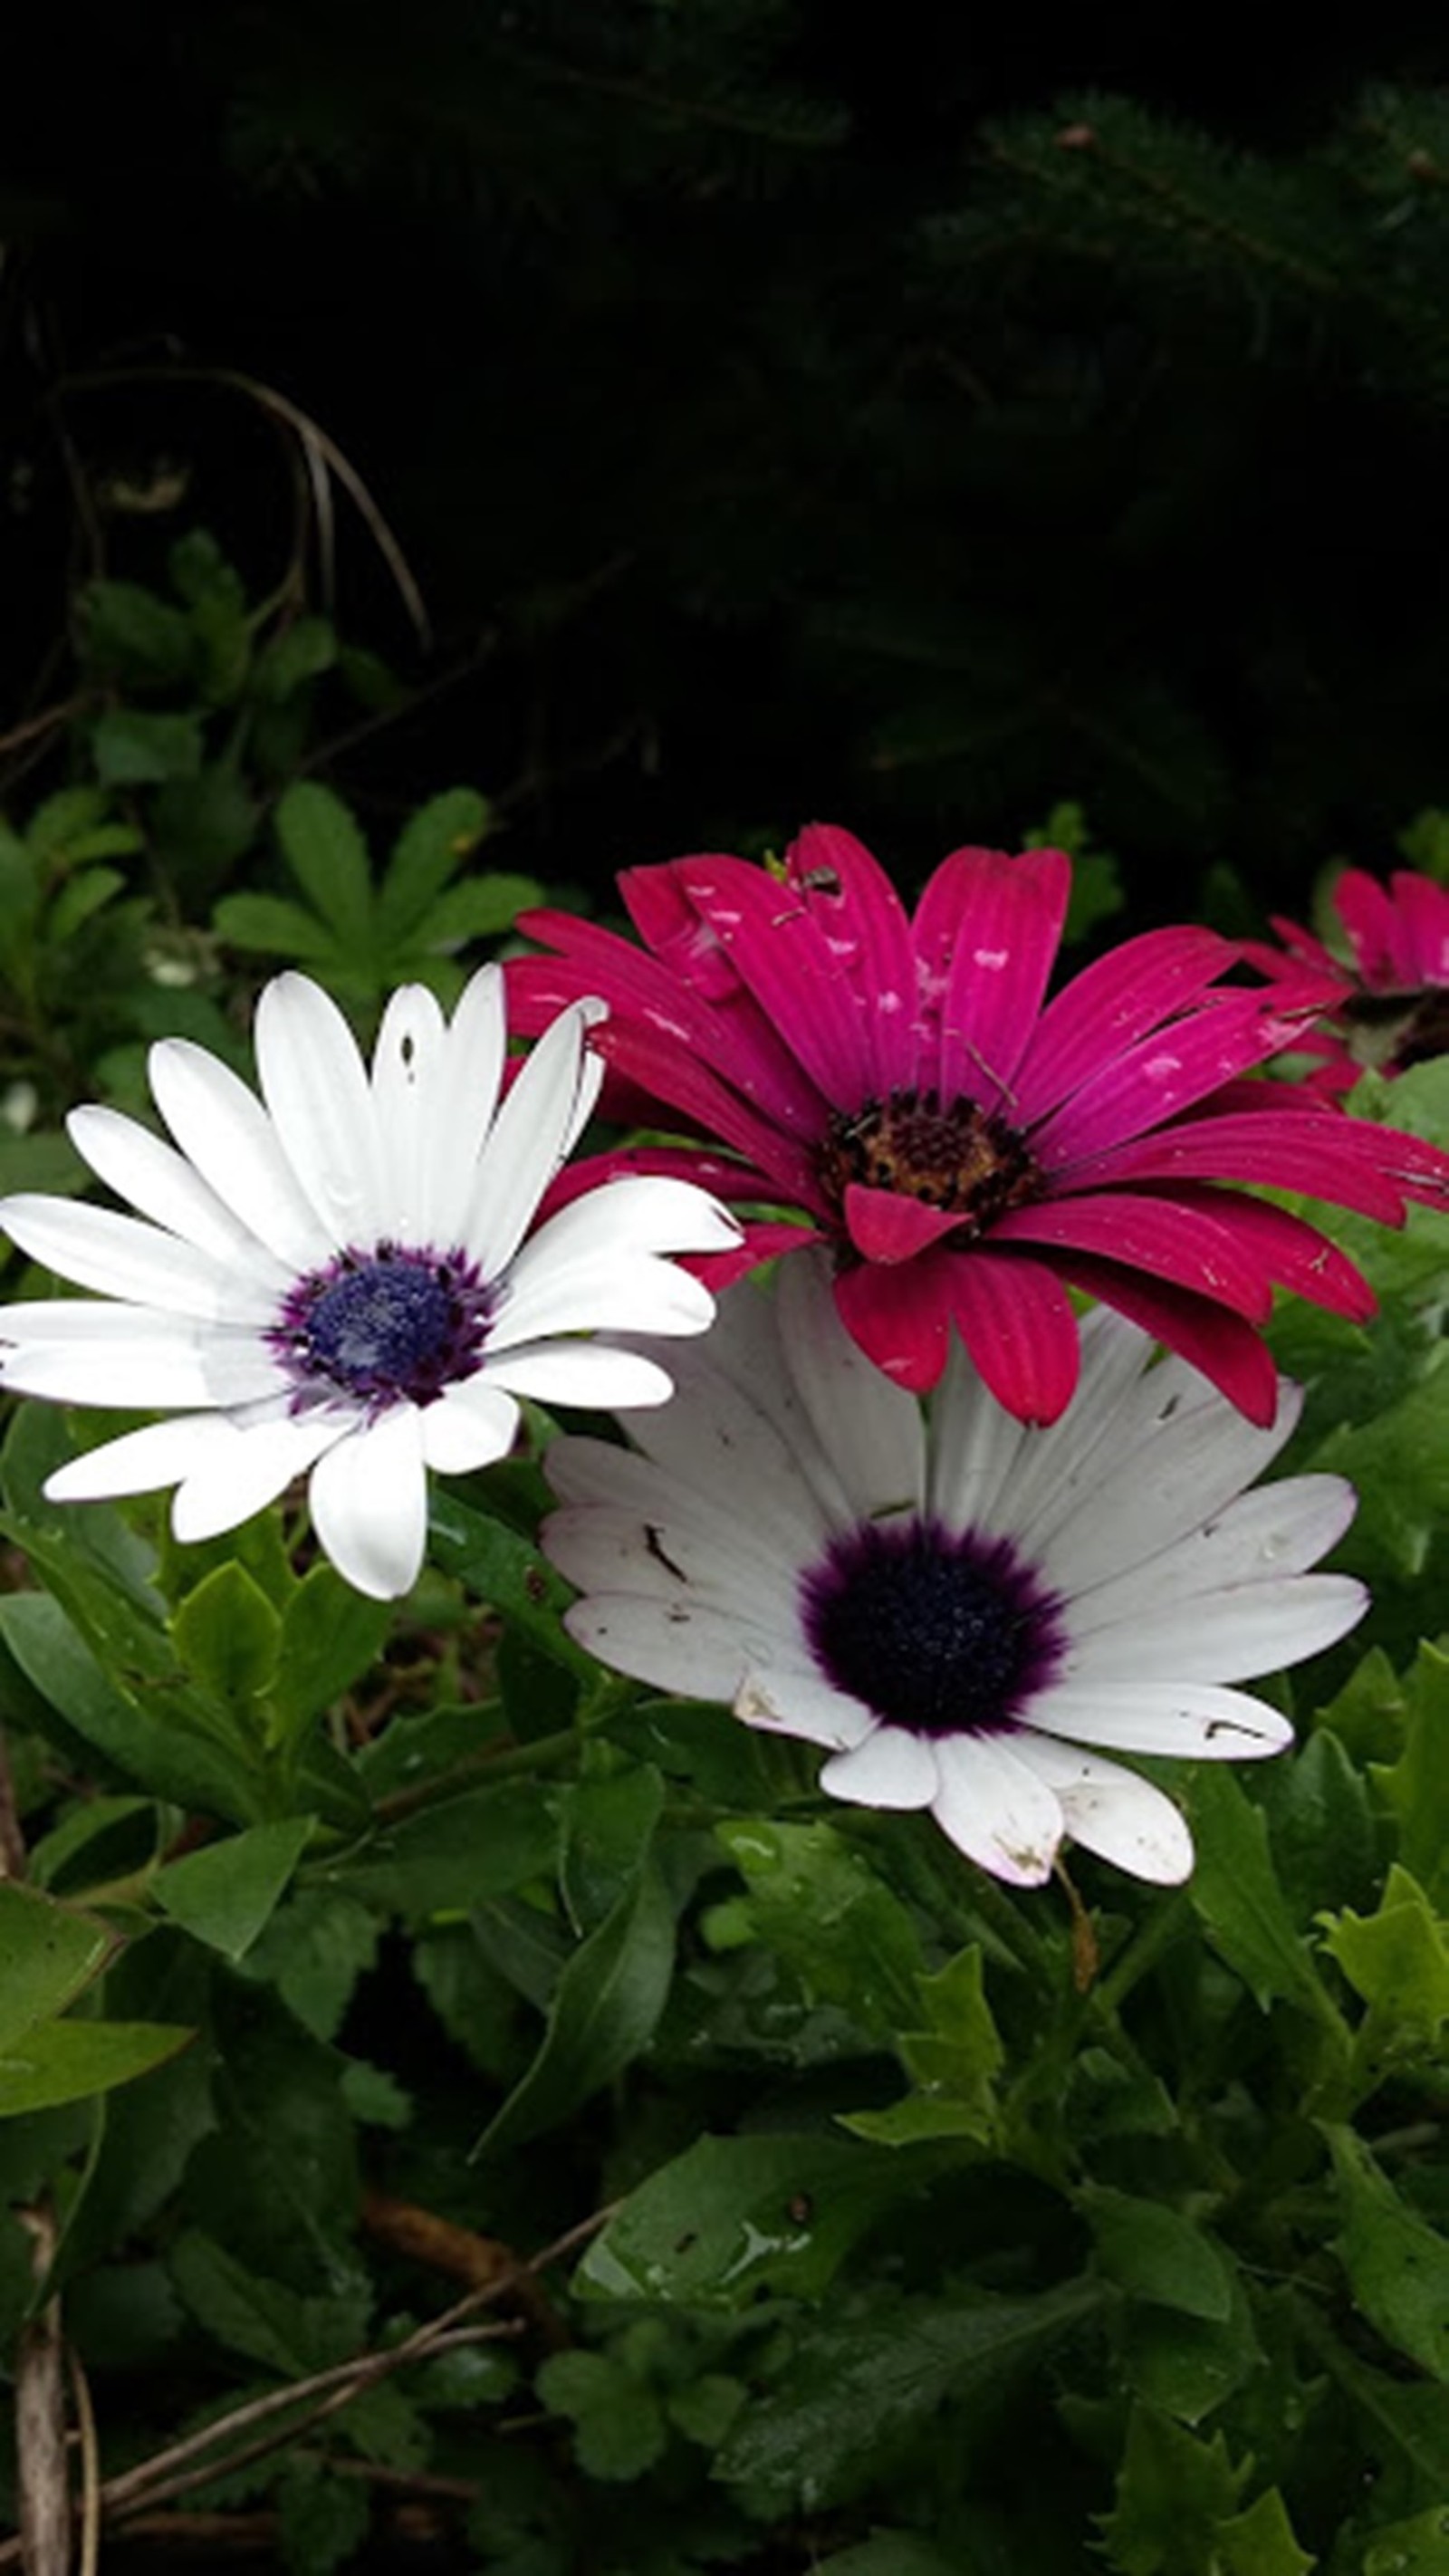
[1137,1184,1376,1321]
[945,1250,1080,1425]
[1387,870,1449,985]
[933,846,1072,1110]
[619,859,744,1004]
[668,853,879,1111]
[989,1191,1273,1322]
[843,1182,964,1265]
[1050,1253,1281,1425]
[783,824,920,1094]
[833,1249,953,1391]
[1012,925,1236,1126]
[1334,870,1401,985]
[1032,992,1302,1167]
[1059,1110,1427,1222]
[590,1021,830,1202]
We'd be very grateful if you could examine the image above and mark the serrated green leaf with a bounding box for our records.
[242,1890,379,2040]
[1121,2268,1262,2428]
[1212,2488,1314,2575]
[1364,2507,1449,2574]
[274,782,372,953]
[1099,2408,1247,2575]
[0,2018,192,2116]
[712,1819,925,2039]
[81,581,195,686]
[476,1860,674,2156]
[91,707,204,786]
[376,788,492,942]
[0,1880,114,2052]
[170,2227,369,2375]
[253,617,337,704]
[413,870,542,950]
[213,891,341,960]
[171,1562,283,1705]
[154,1820,313,1961]
[1187,1768,1342,2024]
[47,866,125,944]
[716,2278,1100,2504]
[577,2130,947,2309]
[1325,2125,1449,2381]
[24,787,113,858]
[276,2461,370,2576]
[272,1568,390,1740]
[535,2350,667,2481]
[1263,1725,1381,1927]
[1373,1645,1449,1908]
[1085,2186,1234,2322]
[813,2542,960,2576]
[1319,1863,1449,2076]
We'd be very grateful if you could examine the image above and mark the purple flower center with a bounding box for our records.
[817,1087,1041,1235]
[801,1516,1064,1738]
[270,1243,494,1410]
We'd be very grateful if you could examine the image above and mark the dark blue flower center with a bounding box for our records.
[801,1516,1063,1737]
[271,1243,493,1410]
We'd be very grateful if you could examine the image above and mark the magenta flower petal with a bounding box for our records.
[1012,925,1236,1127]
[1387,870,1449,985]
[833,1250,953,1393]
[783,824,921,1095]
[1068,1110,1427,1223]
[1049,1254,1281,1425]
[1333,870,1402,986]
[930,845,1071,1108]
[991,1190,1274,1322]
[668,853,878,1111]
[1033,992,1301,1168]
[945,1251,1081,1424]
[844,1182,966,1265]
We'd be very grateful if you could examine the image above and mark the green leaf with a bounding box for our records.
[242,1890,379,2040]
[476,1860,675,2157]
[82,580,195,686]
[1084,2187,1234,2322]
[1373,1645,1449,1908]
[272,1569,391,1739]
[560,1766,665,1935]
[47,867,125,945]
[171,1562,283,1706]
[376,788,492,941]
[1262,1725,1381,1927]
[711,1819,925,2039]
[274,782,373,955]
[1120,2269,1262,2429]
[1208,2488,1314,2576]
[1364,2508,1449,2574]
[170,2228,369,2376]
[577,2130,947,2310]
[154,1820,313,1962]
[0,2019,193,2117]
[91,707,205,786]
[1098,2408,1247,2576]
[413,872,542,949]
[715,2277,1100,2504]
[152,771,259,880]
[277,2462,370,2576]
[0,1880,114,2052]
[332,1779,557,1921]
[1324,2125,1449,2381]
[535,2350,667,2482]
[0,1591,261,1824]
[1319,1863,1449,2080]
[213,890,341,961]
[427,1490,599,1678]
[181,1987,359,2277]
[253,616,337,704]
[1186,1768,1342,2023]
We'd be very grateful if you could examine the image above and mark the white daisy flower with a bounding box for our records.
[542,1251,1367,1886]
[0,968,742,1601]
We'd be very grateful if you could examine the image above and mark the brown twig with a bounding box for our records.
[66,2344,101,2576]
[362,2186,571,2350]
[0,2203,615,2566]
[15,2206,69,2576]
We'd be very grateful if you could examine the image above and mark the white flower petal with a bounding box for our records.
[1026,1677,1293,1759]
[1065,1573,1367,1684]
[369,984,449,1243]
[991,1306,1156,1535]
[510,1176,742,1278]
[482,1341,677,1409]
[465,1000,607,1277]
[45,1413,244,1505]
[543,1498,802,1622]
[307,1405,429,1599]
[171,1409,350,1543]
[1013,1732,1193,1884]
[417,1379,520,1474]
[734,1666,876,1752]
[68,1105,292,1290]
[545,1431,831,1577]
[0,1195,275,1324]
[929,1733,1062,1885]
[1,1317,282,1408]
[1070,1475,1358,1623]
[149,1036,333,1273]
[563,1594,778,1702]
[777,1246,926,1519]
[1030,1383,1304,1598]
[927,1334,1028,1535]
[254,973,385,1247]
[487,1254,715,1350]
[820,1726,938,1810]
[623,1354,843,1556]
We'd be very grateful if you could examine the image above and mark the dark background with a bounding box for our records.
[5,1,1449,917]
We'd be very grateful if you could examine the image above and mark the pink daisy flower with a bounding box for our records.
[507,827,1449,1427]
[1249,868,1449,1093]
